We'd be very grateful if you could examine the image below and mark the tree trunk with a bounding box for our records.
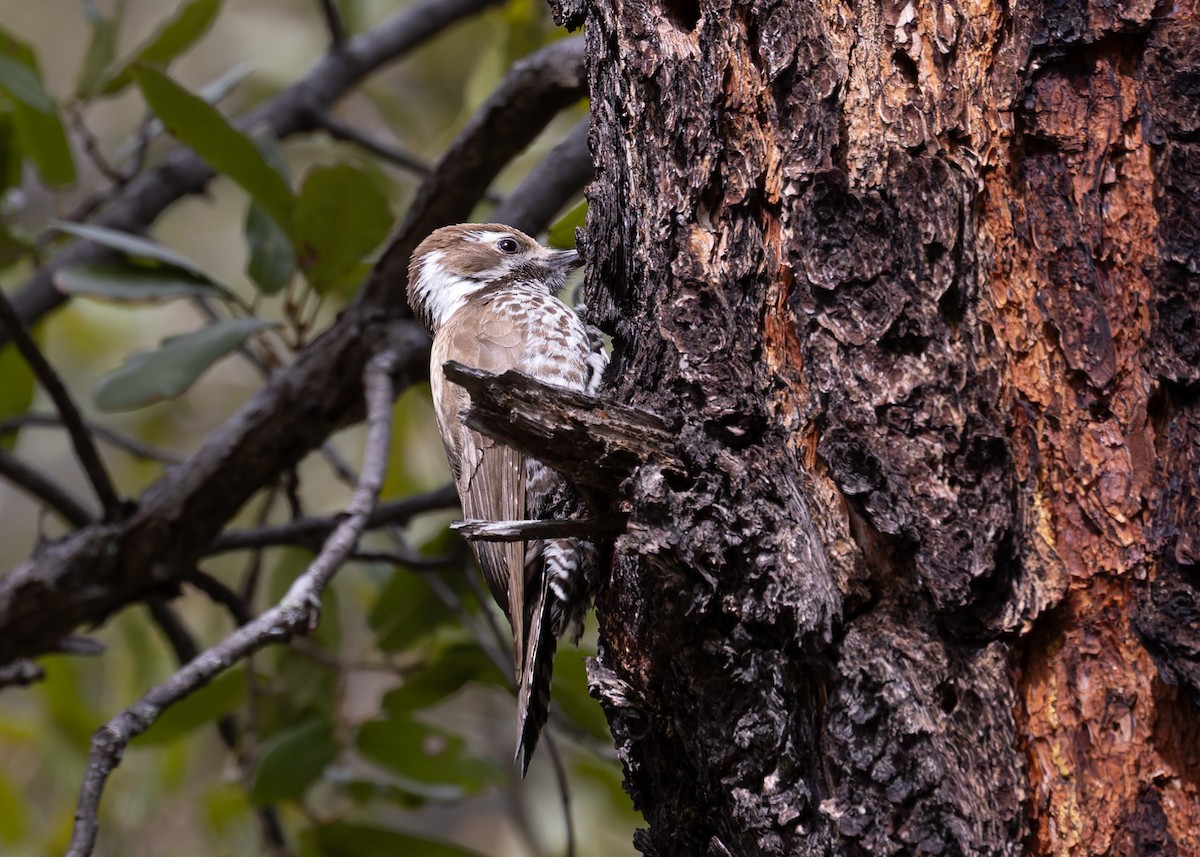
[549,0,1200,853]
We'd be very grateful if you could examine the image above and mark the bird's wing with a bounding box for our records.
[433,307,530,681]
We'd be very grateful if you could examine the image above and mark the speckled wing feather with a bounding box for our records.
[430,308,529,681]
[430,283,607,773]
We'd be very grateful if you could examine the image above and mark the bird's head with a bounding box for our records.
[407,223,582,333]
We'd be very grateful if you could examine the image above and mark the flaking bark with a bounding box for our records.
[542,0,1200,853]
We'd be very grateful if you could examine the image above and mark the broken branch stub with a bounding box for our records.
[441,361,678,491]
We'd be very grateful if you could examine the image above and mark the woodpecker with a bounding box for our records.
[407,223,606,773]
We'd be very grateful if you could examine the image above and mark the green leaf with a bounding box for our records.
[0,342,35,451]
[355,717,500,799]
[293,163,391,297]
[0,768,25,844]
[75,0,125,99]
[49,222,212,278]
[380,644,505,717]
[0,224,29,273]
[341,779,427,809]
[12,100,74,186]
[93,317,273,412]
[37,656,100,750]
[0,109,21,191]
[55,262,237,304]
[134,668,247,745]
[309,823,483,857]
[368,572,453,653]
[547,198,586,249]
[0,54,53,111]
[134,67,294,232]
[97,0,223,96]
[248,718,338,804]
[552,650,611,741]
[245,203,294,294]
[0,31,75,186]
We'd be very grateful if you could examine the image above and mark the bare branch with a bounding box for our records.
[185,570,255,627]
[452,514,627,542]
[0,449,95,528]
[0,412,183,465]
[66,107,128,184]
[66,342,401,857]
[0,314,427,669]
[0,13,586,669]
[318,0,347,48]
[441,361,678,490]
[315,112,434,178]
[348,549,461,568]
[2,0,505,342]
[0,289,121,517]
[492,118,592,235]
[362,35,587,306]
[0,658,43,689]
[205,484,458,555]
[544,733,577,857]
[145,598,292,857]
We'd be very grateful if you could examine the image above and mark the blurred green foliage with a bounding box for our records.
[0,1,633,856]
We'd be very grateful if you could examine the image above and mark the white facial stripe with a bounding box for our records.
[469,230,519,245]
[416,250,483,330]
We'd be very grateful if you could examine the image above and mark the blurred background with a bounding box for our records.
[0,1,638,855]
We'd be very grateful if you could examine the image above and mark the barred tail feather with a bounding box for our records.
[515,575,556,775]
[515,538,578,774]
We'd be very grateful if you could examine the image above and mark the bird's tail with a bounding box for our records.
[515,538,577,774]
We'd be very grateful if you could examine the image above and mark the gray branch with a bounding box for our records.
[0,314,427,668]
[0,288,121,517]
[65,342,401,857]
[205,484,459,555]
[0,22,591,673]
[491,118,592,235]
[1,0,504,345]
[0,412,184,464]
[0,449,95,529]
[362,35,587,307]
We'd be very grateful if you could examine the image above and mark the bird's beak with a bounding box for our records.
[546,248,583,274]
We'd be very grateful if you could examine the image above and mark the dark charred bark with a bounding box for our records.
[540,0,1200,854]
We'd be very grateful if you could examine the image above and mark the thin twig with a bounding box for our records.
[145,599,293,857]
[0,449,94,528]
[316,112,432,177]
[145,599,241,750]
[349,549,461,568]
[318,0,347,48]
[205,485,459,555]
[0,658,44,689]
[452,514,628,542]
[67,107,127,184]
[491,118,592,234]
[362,34,587,307]
[0,289,121,518]
[544,732,577,857]
[63,113,153,224]
[0,412,183,464]
[3,0,506,342]
[65,346,400,857]
[239,485,281,608]
[186,570,255,627]
[319,443,358,486]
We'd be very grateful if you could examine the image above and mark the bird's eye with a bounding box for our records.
[497,237,521,254]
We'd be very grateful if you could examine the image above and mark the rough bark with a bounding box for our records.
[542,0,1200,854]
